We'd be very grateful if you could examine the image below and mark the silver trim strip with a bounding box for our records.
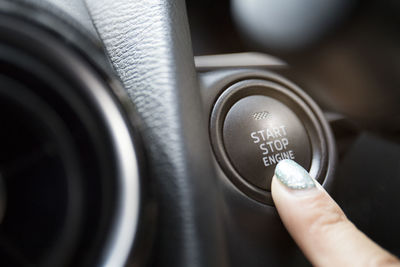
[77,68,140,267]
[195,52,286,71]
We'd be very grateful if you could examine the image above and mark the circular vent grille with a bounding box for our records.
[0,9,143,267]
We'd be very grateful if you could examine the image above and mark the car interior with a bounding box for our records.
[0,0,399,266]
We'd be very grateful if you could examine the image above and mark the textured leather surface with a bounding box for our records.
[6,0,225,265]
[84,1,225,267]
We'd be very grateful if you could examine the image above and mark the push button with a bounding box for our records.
[209,77,335,205]
[223,95,311,191]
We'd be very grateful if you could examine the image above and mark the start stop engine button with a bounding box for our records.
[210,77,335,205]
[223,95,311,190]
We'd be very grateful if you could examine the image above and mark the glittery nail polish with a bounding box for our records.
[274,159,315,190]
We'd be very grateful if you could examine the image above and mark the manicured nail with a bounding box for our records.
[274,159,315,190]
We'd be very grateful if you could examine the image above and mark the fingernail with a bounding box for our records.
[274,159,315,190]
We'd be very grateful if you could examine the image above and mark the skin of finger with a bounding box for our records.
[271,176,400,267]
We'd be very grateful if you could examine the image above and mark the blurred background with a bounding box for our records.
[187,0,400,137]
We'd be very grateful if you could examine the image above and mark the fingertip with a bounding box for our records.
[274,159,316,190]
[268,161,399,267]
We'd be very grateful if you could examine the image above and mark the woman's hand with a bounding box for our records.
[271,159,400,267]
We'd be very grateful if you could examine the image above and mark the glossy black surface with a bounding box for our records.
[223,95,311,190]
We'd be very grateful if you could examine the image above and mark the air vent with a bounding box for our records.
[0,9,143,267]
